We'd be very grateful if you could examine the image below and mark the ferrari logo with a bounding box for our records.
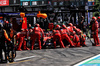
[23,20,25,23]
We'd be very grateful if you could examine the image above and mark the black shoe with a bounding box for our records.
[69,46,74,48]
[9,58,14,63]
[92,43,96,46]
[82,45,88,47]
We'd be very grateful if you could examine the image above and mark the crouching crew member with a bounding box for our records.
[78,31,87,47]
[53,25,65,48]
[72,31,81,47]
[60,25,74,47]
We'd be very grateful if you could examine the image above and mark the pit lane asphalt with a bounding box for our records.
[1,37,100,66]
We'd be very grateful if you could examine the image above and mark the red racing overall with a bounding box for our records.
[79,34,87,46]
[68,23,74,33]
[67,26,73,33]
[17,30,29,51]
[92,21,100,46]
[60,29,74,47]
[53,30,65,48]
[62,25,70,36]
[31,27,44,50]
[72,33,81,47]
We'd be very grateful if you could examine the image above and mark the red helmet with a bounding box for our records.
[62,24,66,28]
[4,21,9,24]
[35,24,40,27]
[79,31,82,34]
[97,17,100,19]
[69,23,73,26]
[73,26,76,29]
[92,17,97,21]
[6,21,9,24]
[25,29,28,31]
[77,29,82,34]
[73,31,76,35]
[55,25,60,29]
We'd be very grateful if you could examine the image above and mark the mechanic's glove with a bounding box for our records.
[10,41,13,44]
[28,37,31,40]
[24,38,27,41]
[10,41,14,46]
[89,26,91,29]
